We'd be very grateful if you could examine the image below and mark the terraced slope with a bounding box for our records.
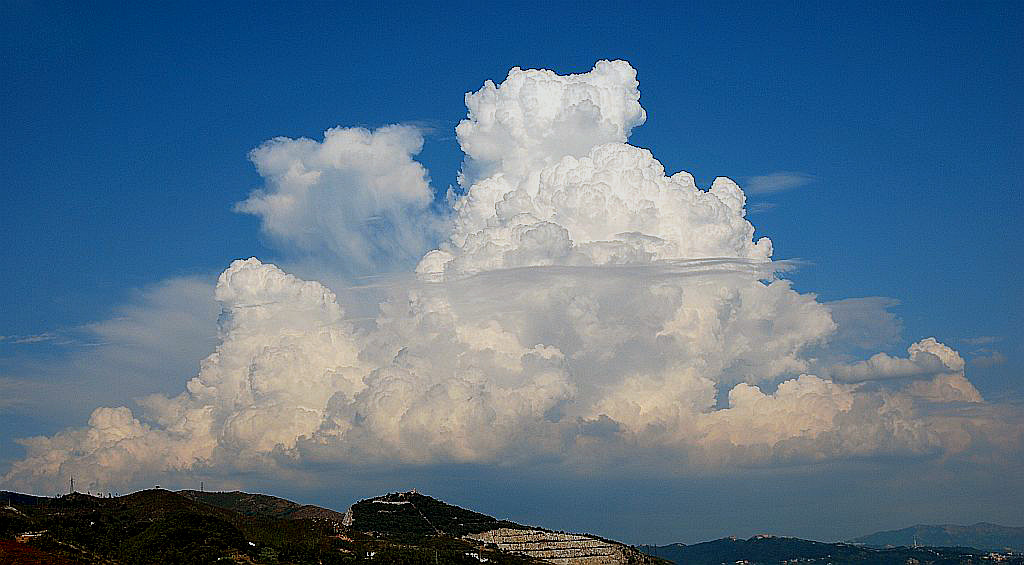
[465,527,642,565]
[347,491,663,564]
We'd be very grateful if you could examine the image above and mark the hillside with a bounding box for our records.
[345,490,522,538]
[0,489,535,563]
[1,489,663,564]
[852,522,1024,552]
[178,489,348,522]
[1,489,269,563]
[7,487,1017,564]
[346,491,662,564]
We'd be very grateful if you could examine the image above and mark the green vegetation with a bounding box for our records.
[7,488,1013,564]
[117,512,248,564]
[347,491,528,540]
[0,489,543,564]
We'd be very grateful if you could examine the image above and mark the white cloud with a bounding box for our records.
[744,171,815,194]
[829,338,967,383]
[419,145,771,280]
[456,60,646,186]
[3,61,1019,495]
[236,124,440,274]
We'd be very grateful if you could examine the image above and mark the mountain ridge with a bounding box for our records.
[1,488,663,564]
[3,488,1022,564]
[851,521,1024,552]
[640,533,1023,564]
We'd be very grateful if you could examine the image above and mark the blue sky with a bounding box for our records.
[1,1,1021,544]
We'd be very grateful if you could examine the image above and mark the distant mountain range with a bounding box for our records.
[851,522,1024,552]
[2,487,1022,564]
[639,533,1022,564]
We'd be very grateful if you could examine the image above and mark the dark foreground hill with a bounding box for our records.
[5,487,1019,564]
[640,533,1024,564]
[345,490,660,563]
[345,490,525,538]
[851,522,1024,552]
[1,489,663,564]
[178,489,349,522]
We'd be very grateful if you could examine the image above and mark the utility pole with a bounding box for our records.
[69,475,74,495]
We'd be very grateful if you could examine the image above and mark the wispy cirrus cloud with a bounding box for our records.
[746,202,778,214]
[958,337,1007,369]
[0,276,219,424]
[963,335,1001,346]
[0,378,35,410]
[743,171,816,194]
[970,349,1007,368]
[0,332,59,345]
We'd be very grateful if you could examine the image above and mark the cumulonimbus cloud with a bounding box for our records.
[3,61,1020,494]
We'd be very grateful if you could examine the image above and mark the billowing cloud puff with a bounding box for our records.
[423,60,767,280]
[419,145,771,279]
[237,124,438,273]
[823,337,983,407]
[830,337,972,385]
[4,61,1019,494]
[457,59,645,184]
[4,259,364,490]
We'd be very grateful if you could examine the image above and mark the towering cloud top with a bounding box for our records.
[457,60,646,182]
[420,60,770,279]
